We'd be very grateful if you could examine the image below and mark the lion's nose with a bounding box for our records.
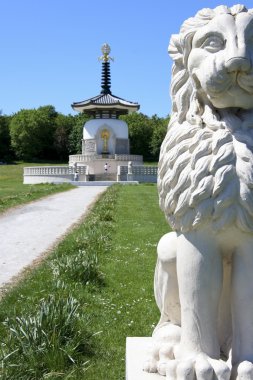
[225,57,251,73]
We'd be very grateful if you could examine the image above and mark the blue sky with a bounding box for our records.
[1,0,253,117]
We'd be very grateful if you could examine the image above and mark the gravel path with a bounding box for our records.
[0,186,107,288]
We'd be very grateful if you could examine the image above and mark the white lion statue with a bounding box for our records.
[144,5,253,380]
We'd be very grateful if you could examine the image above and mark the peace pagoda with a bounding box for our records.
[69,43,143,179]
[24,44,158,184]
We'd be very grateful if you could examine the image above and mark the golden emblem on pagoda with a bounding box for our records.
[101,129,110,153]
[99,43,114,62]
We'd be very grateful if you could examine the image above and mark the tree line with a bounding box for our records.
[0,105,169,162]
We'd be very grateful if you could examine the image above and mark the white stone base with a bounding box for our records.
[71,181,139,186]
[23,176,73,184]
[126,337,161,380]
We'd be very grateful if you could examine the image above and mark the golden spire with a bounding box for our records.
[99,43,114,62]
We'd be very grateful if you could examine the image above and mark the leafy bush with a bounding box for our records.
[0,295,92,379]
[52,248,101,285]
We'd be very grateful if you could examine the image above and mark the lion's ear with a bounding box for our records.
[168,34,184,67]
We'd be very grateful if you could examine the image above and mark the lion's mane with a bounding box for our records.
[158,5,253,233]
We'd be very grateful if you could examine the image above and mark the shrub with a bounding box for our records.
[0,295,92,379]
[52,249,101,285]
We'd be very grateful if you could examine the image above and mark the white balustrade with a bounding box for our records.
[69,154,143,164]
[115,154,143,162]
[117,165,157,183]
[23,166,87,176]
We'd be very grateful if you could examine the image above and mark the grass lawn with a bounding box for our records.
[0,184,170,379]
[0,162,73,214]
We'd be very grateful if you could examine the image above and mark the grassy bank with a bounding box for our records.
[0,162,73,214]
[0,184,169,379]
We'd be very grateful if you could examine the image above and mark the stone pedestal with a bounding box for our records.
[126,337,161,380]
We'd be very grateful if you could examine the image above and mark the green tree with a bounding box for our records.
[69,113,91,154]
[149,114,169,161]
[54,114,75,160]
[37,105,58,119]
[9,107,56,161]
[120,112,153,161]
[0,115,13,161]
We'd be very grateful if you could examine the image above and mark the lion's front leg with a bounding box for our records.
[170,229,231,380]
[143,232,181,375]
[177,229,222,358]
[231,236,253,380]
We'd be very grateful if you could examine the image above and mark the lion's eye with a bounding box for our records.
[201,36,224,52]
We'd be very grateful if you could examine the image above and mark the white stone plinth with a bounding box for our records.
[126,337,161,380]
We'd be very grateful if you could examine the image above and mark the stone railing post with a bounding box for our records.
[127,161,133,181]
[117,165,121,182]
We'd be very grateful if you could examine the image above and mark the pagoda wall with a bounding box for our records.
[82,118,129,155]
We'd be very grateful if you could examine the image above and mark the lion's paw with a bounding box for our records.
[156,344,176,375]
[164,355,230,380]
[143,343,175,373]
[143,323,181,374]
[143,358,158,373]
[143,343,175,374]
[142,341,159,373]
[231,361,253,380]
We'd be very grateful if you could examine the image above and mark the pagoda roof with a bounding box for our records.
[72,44,140,115]
[71,93,140,114]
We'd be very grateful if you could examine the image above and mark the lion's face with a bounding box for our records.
[159,6,253,234]
[187,11,253,109]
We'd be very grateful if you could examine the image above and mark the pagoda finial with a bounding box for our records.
[99,43,114,62]
[99,43,113,95]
